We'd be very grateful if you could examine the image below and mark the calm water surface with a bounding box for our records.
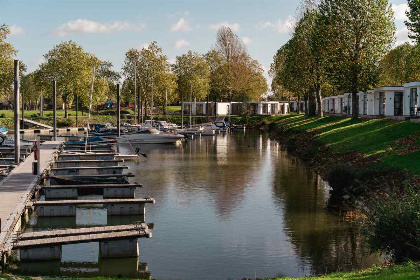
[15,131,380,279]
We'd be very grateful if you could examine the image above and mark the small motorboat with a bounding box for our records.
[117,128,185,144]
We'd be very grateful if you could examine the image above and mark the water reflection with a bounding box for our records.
[13,131,380,280]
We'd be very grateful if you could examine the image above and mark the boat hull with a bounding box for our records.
[117,134,184,144]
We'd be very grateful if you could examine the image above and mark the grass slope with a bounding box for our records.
[272,263,420,279]
[237,114,420,175]
[0,263,418,280]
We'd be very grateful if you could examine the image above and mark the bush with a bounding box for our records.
[325,165,357,195]
[57,118,74,128]
[362,186,420,263]
[0,114,5,118]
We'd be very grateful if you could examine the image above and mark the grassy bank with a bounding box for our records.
[0,263,419,280]
[235,114,420,175]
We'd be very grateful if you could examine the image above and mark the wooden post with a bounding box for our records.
[21,91,24,129]
[165,87,168,121]
[76,94,78,127]
[40,90,44,117]
[134,59,137,124]
[14,60,20,164]
[53,80,57,141]
[137,87,141,124]
[117,84,121,137]
[189,84,192,128]
[181,91,184,129]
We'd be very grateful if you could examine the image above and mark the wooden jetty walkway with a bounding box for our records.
[22,118,53,130]
[0,141,61,252]
[17,223,148,241]
[14,229,151,249]
[33,198,155,206]
[43,183,142,190]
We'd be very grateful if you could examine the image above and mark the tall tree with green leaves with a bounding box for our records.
[122,42,175,119]
[406,0,420,44]
[0,24,26,106]
[318,0,395,119]
[379,43,415,86]
[172,51,210,126]
[37,41,117,117]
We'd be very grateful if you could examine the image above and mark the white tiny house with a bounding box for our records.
[403,82,420,117]
[373,87,404,116]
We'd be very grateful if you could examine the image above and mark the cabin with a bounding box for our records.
[247,101,281,115]
[290,101,306,112]
[403,82,420,117]
[372,87,404,116]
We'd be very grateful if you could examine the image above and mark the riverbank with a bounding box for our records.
[233,114,420,205]
[0,263,418,280]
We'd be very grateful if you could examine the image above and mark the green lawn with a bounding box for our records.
[1,263,418,280]
[271,263,420,280]
[255,114,420,175]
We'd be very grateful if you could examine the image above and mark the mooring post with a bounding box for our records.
[40,90,44,117]
[21,91,24,129]
[181,91,184,129]
[76,94,78,128]
[14,60,20,164]
[117,84,121,137]
[137,87,141,124]
[53,80,57,141]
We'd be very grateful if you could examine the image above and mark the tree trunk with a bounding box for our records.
[352,90,358,119]
[308,90,316,116]
[304,94,309,116]
[297,95,301,114]
[316,87,323,117]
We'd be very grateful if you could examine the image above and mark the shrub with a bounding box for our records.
[325,165,357,196]
[57,118,74,128]
[0,114,5,118]
[362,186,420,263]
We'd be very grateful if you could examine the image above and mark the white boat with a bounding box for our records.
[117,128,185,144]
[201,125,216,136]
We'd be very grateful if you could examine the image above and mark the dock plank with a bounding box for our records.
[0,141,62,252]
[14,229,151,248]
[33,198,155,206]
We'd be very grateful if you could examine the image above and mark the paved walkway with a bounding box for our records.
[0,141,61,252]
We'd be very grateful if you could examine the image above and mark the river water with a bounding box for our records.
[12,131,380,279]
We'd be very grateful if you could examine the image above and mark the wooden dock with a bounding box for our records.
[42,183,142,190]
[14,229,151,249]
[33,198,155,206]
[0,141,62,252]
[17,223,148,241]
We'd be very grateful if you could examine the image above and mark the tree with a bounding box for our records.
[406,0,420,44]
[21,73,40,109]
[379,43,415,86]
[318,0,395,119]
[209,27,267,104]
[0,24,26,105]
[172,51,210,127]
[122,42,175,119]
[36,41,116,117]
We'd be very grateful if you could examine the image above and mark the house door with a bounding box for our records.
[394,92,403,116]
[379,92,385,116]
[363,95,367,115]
[410,88,418,116]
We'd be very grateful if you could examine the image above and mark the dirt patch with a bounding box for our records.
[394,135,420,155]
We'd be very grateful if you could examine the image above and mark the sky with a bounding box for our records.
[0,0,413,87]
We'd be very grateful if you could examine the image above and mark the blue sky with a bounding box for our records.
[0,0,412,86]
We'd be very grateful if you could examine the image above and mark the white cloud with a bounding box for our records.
[52,19,146,37]
[258,16,295,33]
[392,3,408,21]
[170,18,192,32]
[395,27,414,45]
[242,37,252,45]
[174,39,190,49]
[209,21,240,31]
[140,43,150,50]
[9,25,24,36]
